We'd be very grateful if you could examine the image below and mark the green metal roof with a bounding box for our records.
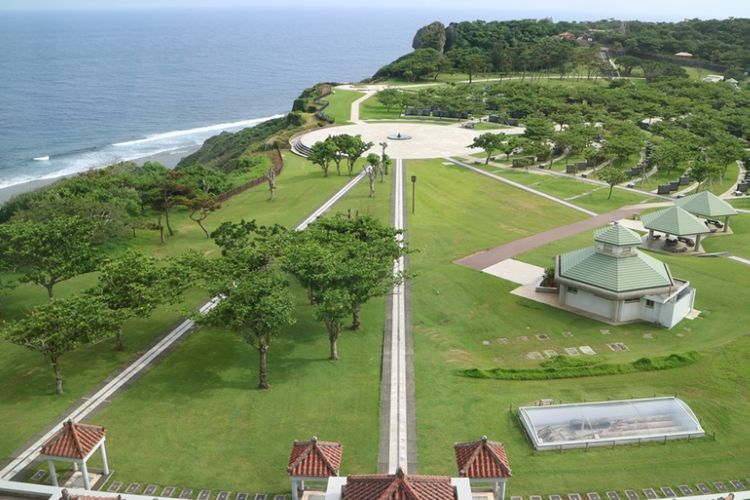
[558,246,673,293]
[675,191,738,218]
[594,224,643,246]
[640,206,711,236]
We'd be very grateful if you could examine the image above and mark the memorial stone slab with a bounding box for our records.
[730,480,744,490]
[550,495,562,500]
[218,491,230,500]
[198,490,211,500]
[587,493,601,500]
[568,494,582,500]
[695,484,710,495]
[31,470,47,482]
[579,346,596,355]
[126,483,140,494]
[145,485,158,496]
[606,491,621,500]
[624,490,639,500]
[660,487,675,497]
[254,495,267,500]
[642,488,657,499]
[713,482,727,493]
[162,487,176,497]
[180,489,194,498]
[108,481,122,493]
[677,485,692,496]
[236,494,249,500]
[511,496,523,500]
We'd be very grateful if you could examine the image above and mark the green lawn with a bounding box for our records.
[0,153,357,462]
[359,94,402,120]
[407,158,750,494]
[702,213,750,258]
[321,89,364,124]
[473,164,661,213]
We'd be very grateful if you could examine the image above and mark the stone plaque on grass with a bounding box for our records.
[180,489,194,498]
[510,496,523,500]
[536,333,550,341]
[730,480,744,490]
[677,485,692,496]
[144,485,158,496]
[561,331,574,338]
[107,481,122,493]
[624,490,638,500]
[642,488,657,499]
[526,351,544,360]
[606,491,620,500]
[567,494,581,500]
[713,482,727,492]
[126,483,140,494]
[236,494,249,500]
[31,470,46,481]
[550,495,562,500]
[162,486,176,497]
[660,486,675,497]
[695,484,710,495]
[564,347,580,356]
[217,491,230,500]
[579,346,596,355]
[530,496,542,500]
[544,350,558,358]
[198,490,211,500]
[254,495,267,500]
[586,493,601,500]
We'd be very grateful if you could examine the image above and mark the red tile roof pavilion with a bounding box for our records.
[287,436,343,477]
[41,420,106,460]
[454,436,512,479]
[342,468,456,500]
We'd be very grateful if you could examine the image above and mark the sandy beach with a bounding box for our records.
[0,146,198,205]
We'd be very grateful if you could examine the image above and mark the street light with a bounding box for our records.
[411,175,417,215]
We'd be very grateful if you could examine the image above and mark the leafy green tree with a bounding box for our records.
[689,159,719,191]
[469,132,506,164]
[315,288,351,361]
[2,295,120,394]
[0,216,99,298]
[376,89,404,112]
[200,269,295,389]
[309,138,337,177]
[93,251,187,350]
[335,134,374,175]
[523,117,555,143]
[499,136,524,160]
[597,166,628,199]
[652,142,684,180]
[452,48,489,83]
[615,55,643,76]
[145,168,192,239]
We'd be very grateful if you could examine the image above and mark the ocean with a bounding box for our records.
[0,7,446,190]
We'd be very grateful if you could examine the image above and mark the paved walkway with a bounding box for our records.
[0,172,367,482]
[378,158,417,474]
[482,259,545,285]
[349,90,375,124]
[457,206,644,270]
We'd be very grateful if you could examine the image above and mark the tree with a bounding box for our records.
[523,117,555,143]
[652,142,684,180]
[93,251,187,350]
[174,165,230,238]
[338,135,374,175]
[2,295,120,394]
[615,55,643,76]
[266,167,277,200]
[145,168,191,239]
[689,159,719,191]
[452,48,489,83]
[309,138,337,177]
[499,136,524,160]
[0,216,99,298]
[365,153,380,197]
[199,269,295,389]
[597,166,628,199]
[469,132,506,164]
[180,195,221,238]
[376,89,404,113]
[315,288,351,361]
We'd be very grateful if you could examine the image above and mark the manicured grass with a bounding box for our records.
[473,122,511,130]
[706,161,740,196]
[702,213,750,258]
[0,154,356,462]
[408,158,750,493]
[90,288,385,494]
[359,94,401,120]
[321,89,365,124]
[473,164,661,213]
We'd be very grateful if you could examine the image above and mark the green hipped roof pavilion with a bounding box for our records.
[559,224,673,293]
[640,206,711,237]
[594,223,643,246]
[675,191,738,218]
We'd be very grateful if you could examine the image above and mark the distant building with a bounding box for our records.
[674,51,693,57]
[557,31,577,41]
[703,74,725,83]
[554,223,696,328]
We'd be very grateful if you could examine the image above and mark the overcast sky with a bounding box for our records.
[1,0,748,20]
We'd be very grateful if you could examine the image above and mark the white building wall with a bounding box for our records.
[619,300,642,322]
[563,287,614,320]
[657,288,696,329]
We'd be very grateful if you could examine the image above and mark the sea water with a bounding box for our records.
[0,7,434,189]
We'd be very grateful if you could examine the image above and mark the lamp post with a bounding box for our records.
[411,175,417,215]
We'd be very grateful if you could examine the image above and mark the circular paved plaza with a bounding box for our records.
[297,122,525,159]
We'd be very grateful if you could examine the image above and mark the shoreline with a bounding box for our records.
[0,145,198,205]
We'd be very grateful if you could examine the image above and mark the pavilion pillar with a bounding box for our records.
[724,215,730,232]
[73,462,79,472]
[290,478,299,500]
[81,460,91,490]
[648,229,654,240]
[695,234,702,252]
[100,441,110,475]
[499,480,507,500]
[47,460,58,487]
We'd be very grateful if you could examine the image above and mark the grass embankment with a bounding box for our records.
[461,351,700,380]
[0,154,356,462]
[321,89,364,124]
[407,158,750,494]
